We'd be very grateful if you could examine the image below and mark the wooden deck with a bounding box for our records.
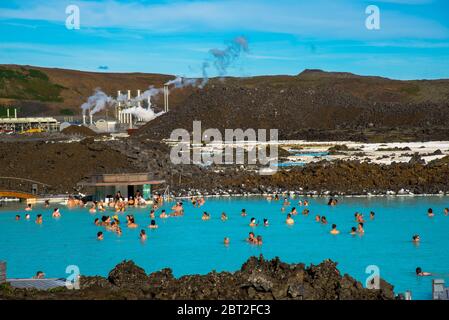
[0,190,37,199]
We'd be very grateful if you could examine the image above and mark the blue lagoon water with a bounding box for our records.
[1,196,449,299]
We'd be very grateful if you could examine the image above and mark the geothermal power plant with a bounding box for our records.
[81,84,170,133]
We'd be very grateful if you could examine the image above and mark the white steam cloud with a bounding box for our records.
[121,106,164,122]
[164,36,249,89]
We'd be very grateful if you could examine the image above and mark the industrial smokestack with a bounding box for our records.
[83,114,86,125]
[14,108,17,118]
[137,89,141,107]
[89,112,93,125]
[164,85,169,112]
[6,108,9,118]
[117,90,122,107]
[127,90,131,102]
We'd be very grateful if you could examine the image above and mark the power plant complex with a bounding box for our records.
[0,85,170,135]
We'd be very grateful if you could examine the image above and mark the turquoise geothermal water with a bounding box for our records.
[1,196,449,300]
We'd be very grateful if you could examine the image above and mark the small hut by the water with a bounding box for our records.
[77,172,165,201]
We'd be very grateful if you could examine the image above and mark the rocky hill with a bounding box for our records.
[136,70,449,141]
[1,65,448,141]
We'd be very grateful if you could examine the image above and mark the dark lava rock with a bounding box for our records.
[0,256,396,300]
[107,260,149,289]
[409,152,425,165]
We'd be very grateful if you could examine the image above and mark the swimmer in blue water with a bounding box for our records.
[286,213,294,225]
[416,267,431,276]
[350,227,357,235]
[427,208,435,217]
[330,224,340,235]
[221,212,228,221]
[249,217,257,227]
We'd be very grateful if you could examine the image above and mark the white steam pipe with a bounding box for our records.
[137,89,141,107]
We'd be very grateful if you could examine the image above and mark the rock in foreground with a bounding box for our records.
[0,256,395,300]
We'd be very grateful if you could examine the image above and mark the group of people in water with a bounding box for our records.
[15,201,61,224]
[15,191,448,278]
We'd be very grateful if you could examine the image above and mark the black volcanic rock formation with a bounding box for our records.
[0,256,395,300]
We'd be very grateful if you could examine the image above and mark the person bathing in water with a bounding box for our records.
[202,212,211,220]
[52,208,61,218]
[350,227,357,235]
[127,215,138,228]
[247,232,256,243]
[159,210,169,219]
[286,214,294,225]
[241,209,247,217]
[416,267,431,276]
[263,219,269,227]
[330,224,340,235]
[249,217,258,227]
[427,208,435,217]
[357,222,365,234]
[148,220,158,229]
[171,202,184,216]
[89,204,96,214]
[412,234,420,243]
[139,229,147,241]
[221,212,228,221]
[36,214,43,224]
[444,208,449,216]
[25,204,32,211]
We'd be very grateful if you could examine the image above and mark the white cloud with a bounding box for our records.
[0,0,447,39]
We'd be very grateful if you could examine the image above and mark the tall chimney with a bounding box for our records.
[89,112,93,125]
[83,114,86,125]
[127,90,131,102]
[164,85,169,112]
[14,108,17,118]
[117,90,122,107]
[137,89,141,107]
[6,108,9,118]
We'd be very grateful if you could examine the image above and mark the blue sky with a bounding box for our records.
[0,0,448,79]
